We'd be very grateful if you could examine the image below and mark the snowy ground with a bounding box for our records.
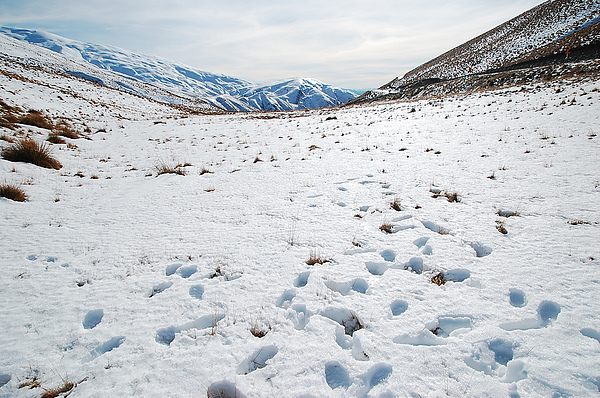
[1,71,600,397]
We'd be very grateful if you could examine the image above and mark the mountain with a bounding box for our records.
[0,27,356,112]
[350,0,600,104]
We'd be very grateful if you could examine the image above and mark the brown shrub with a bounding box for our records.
[1,138,62,169]
[52,120,79,139]
[0,183,27,202]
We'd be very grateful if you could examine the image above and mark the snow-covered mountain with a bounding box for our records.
[351,0,600,104]
[0,27,356,112]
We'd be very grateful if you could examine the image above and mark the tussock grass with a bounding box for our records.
[431,272,446,286]
[41,381,74,398]
[390,198,401,211]
[52,120,79,139]
[1,138,62,169]
[0,183,27,202]
[18,110,53,130]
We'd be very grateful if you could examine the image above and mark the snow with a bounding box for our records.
[0,27,357,112]
[1,39,600,397]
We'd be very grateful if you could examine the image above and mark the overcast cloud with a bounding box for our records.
[0,0,545,89]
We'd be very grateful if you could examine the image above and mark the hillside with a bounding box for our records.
[0,27,357,112]
[350,0,600,104]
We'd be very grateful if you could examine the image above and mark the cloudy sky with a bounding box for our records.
[0,0,545,89]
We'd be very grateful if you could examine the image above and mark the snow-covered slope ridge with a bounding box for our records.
[389,0,600,88]
[0,27,356,111]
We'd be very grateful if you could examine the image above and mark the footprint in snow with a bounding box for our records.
[237,345,278,375]
[165,263,182,276]
[0,373,10,387]
[149,281,173,298]
[83,309,103,329]
[26,254,38,261]
[380,249,396,262]
[580,328,600,343]
[293,271,310,288]
[465,338,516,376]
[365,262,388,276]
[189,284,204,300]
[325,361,351,390]
[394,315,473,345]
[320,307,363,336]
[287,303,311,330]
[207,381,247,398]
[276,288,296,308]
[356,363,393,396]
[156,313,225,345]
[390,300,408,316]
[177,265,197,278]
[325,278,368,295]
[500,300,561,331]
[86,336,126,361]
[468,242,493,257]
[509,288,527,307]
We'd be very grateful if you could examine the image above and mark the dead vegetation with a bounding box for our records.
[1,138,62,169]
[379,223,393,234]
[306,250,331,265]
[154,161,187,176]
[0,183,27,202]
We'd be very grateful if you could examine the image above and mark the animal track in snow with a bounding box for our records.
[325,361,351,390]
[390,300,408,316]
[468,242,493,257]
[394,315,472,345]
[356,363,393,396]
[421,220,451,235]
[83,309,103,329]
[87,336,125,361]
[288,304,311,330]
[0,373,10,387]
[237,345,278,375]
[276,288,296,308]
[509,288,527,307]
[156,313,225,345]
[403,257,423,274]
[365,262,388,276]
[293,271,310,288]
[580,328,600,343]
[445,269,471,282]
[189,284,204,300]
[380,250,396,262]
[413,237,429,248]
[325,278,368,295]
[500,300,561,331]
[177,265,197,278]
[320,307,363,336]
[465,338,516,376]
[165,263,182,276]
[207,381,247,398]
[149,281,173,297]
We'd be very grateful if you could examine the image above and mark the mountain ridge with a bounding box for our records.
[0,27,356,112]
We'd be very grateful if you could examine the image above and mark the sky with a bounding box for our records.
[0,0,546,90]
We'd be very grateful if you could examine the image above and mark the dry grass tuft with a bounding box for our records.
[0,134,15,143]
[390,198,401,211]
[306,250,331,265]
[431,272,446,286]
[496,220,508,234]
[52,120,79,139]
[18,110,53,130]
[0,183,27,202]
[41,381,74,398]
[1,138,62,169]
[155,161,187,176]
[379,223,393,234]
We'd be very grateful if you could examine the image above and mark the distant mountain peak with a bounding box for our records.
[0,26,356,112]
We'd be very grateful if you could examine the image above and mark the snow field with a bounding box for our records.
[1,76,600,397]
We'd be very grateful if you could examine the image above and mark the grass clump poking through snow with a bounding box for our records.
[40,380,75,398]
[390,197,401,211]
[18,110,53,130]
[154,161,187,176]
[51,120,80,140]
[306,250,331,265]
[0,183,27,202]
[380,223,393,234]
[1,138,62,169]
[431,272,446,286]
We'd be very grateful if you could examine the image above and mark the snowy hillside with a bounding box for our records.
[352,0,600,104]
[1,33,600,397]
[0,27,356,112]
